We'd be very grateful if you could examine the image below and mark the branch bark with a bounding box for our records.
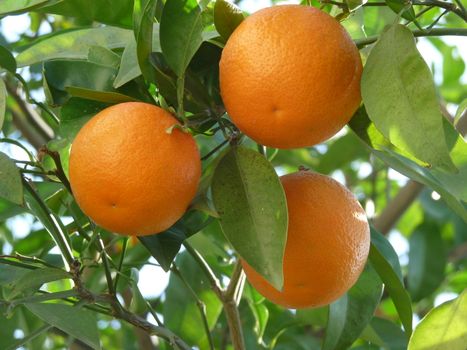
[373,180,424,235]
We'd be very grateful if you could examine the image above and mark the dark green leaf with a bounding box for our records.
[139,210,211,271]
[370,228,403,281]
[25,303,101,350]
[16,27,133,67]
[0,79,5,130]
[408,223,447,301]
[384,0,416,21]
[160,0,205,76]
[37,0,134,28]
[59,98,110,141]
[369,228,413,336]
[322,264,383,350]
[363,317,408,350]
[214,0,244,40]
[0,45,17,73]
[163,252,222,348]
[362,24,455,171]
[133,0,158,83]
[0,264,31,286]
[211,146,288,290]
[10,267,70,299]
[0,152,23,205]
[408,291,467,350]
[65,86,139,104]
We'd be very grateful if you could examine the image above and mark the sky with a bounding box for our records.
[0,0,462,310]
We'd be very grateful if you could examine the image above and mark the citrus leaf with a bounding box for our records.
[345,0,367,12]
[114,39,141,88]
[0,0,61,16]
[65,86,139,104]
[384,0,416,21]
[370,227,403,281]
[211,146,288,290]
[10,267,70,299]
[0,152,23,205]
[139,210,211,271]
[362,24,455,171]
[214,0,244,40]
[0,79,6,130]
[362,317,408,350]
[369,228,413,336]
[25,303,101,350]
[408,291,467,350]
[133,0,158,83]
[15,27,132,67]
[163,252,222,348]
[0,45,17,73]
[323,264,383,350]
[37,0,134,28]
[160,0,205,76]
[408,223,447,302]
[87,46,120,68]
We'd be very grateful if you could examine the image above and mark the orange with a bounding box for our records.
[219,5,362,148]
[69,102,201,236]
[242,170,370,308]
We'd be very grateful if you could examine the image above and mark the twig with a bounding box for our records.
[373,180,424,235]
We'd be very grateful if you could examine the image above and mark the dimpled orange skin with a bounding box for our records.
[69,102,201,236]
[242,171,370,309]
[219,5,363,149]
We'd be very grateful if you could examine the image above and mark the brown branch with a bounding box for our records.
[373,180,424,235]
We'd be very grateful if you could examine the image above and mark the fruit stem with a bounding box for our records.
[355,27,467,48]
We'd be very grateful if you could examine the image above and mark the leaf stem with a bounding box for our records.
[355,27,467,48]
[113,237,129,291]
[96,231,115,295]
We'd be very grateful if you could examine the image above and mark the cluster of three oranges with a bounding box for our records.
[69,5,369,308]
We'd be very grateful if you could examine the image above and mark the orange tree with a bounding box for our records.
[0,0,466,349]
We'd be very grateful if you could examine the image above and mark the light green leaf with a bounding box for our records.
[160,0,205,76]
[10,267,70,299]
[408,223,447,302]
[0,79,6,130]
[87,46,120,68]
[362,317,408,350]
[25,303,101,350]
[114,39,141,88]
[214,0,244,40]
[0,152,23,205]
[0,0,61,16]
[384,0,416,21]
[369,228,413,336]
[211,146,288,290]
[345,0,367,11]
[362,24,455,171]
[408,291,467,350]
[323,264,383,350]
[16,27,133,67]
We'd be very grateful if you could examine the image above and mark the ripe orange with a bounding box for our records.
[219,5,362,149]
[242,170,370,308]
[69,102,201,236]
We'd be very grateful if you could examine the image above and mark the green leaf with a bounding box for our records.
[114,39,141,88]
[160,0,205,76]
[322,264,383,350]
[0,0,60,16]
[384,0,416,21]
[350,109,467,222]
[133,0,158,83]
[408,223,447,302]
[25,303,101,350]
[362,317,408,350]
[43,60,142,106]
[408,291,467,350]
[59,98,110,141]
[369,228,413,336]
[345,0,367,12]
[16,27,133,67]
[370,227,403,281]
[0,45,17,73]
[0,264,31,286]
[0,152,23,205]
[214,0,244,40]
[139,210,211,271]
[10,267,70,299]
[163,252,222,348]
[128,269,148,315]
[87,46,120,68]
[212,146,288,290]
[0,79,6,130]
[361,24,455,171]
[37,0,134,28]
